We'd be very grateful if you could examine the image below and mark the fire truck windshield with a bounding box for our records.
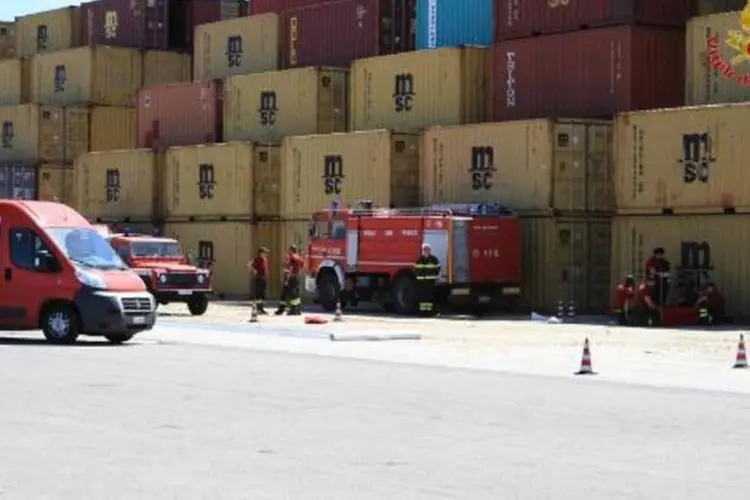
[311,219,346,240]
[131,241,183,258]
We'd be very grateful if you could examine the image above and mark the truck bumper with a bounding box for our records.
[153,289,211,303]
[74,290,156,335]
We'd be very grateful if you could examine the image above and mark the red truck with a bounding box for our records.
[304,202,522,315]
[0,201,156,344]
[105,232,212,316]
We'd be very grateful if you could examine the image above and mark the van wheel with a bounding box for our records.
[187,295,209,316]
[392,274,417,315]
[41,304,80,345]
[105,333,135,344]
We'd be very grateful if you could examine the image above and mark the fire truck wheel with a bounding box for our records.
[317,272,340,312]
[105,333,135,344]
[41,303,80,345]
[187,295,209,316]
[392,274,417,315]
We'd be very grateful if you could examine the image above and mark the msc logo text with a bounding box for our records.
[469,146,496,190]
[105,168,120,202]
[393,73,414,112]
[678,133,715,184]
[197,163,216,199]
[226,35,243,68]
[258,91,277,126]
[323,155,344,195]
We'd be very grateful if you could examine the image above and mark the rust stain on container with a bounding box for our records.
[421,120,613,214]
[163,142,255,220]
[76,149,158,219]
[0,58,31,105]
[490,26,685,121]
[16,6,82,57]
[90,106,136,151]
[164,221,256,297]
[350,47,486,133]
[136,80,223,148]
[193,13,279,80]
[37,164,77,207]
[142,50,191,86]
[31,45,143,106]
[614,102,750,214]
[521,215,612,314]
[611,214,750,319]
[686,10,750,105]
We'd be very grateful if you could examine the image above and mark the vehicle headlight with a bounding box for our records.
[158,274,167,283]
[197,274,205,284]
[75,269,107,289]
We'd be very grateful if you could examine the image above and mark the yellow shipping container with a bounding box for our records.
[349,47,487,133]
[163,142,255,220]
[0,22,14,59]
[686,10,750,105]
[224,67,348,142]
[615,103,750,214]
[31,46,142,106]
[76,149,157,219]
[193,13,279,80]
[40,106,89,164]
[143,50,191,86]
[37,164,77,207]
[255,219,311,299]
[521,216,612,314]
[164,221,256,297]
[421,120,613,214]
[611,214,750,319]
[0,58,30,105]
[90,106,136,151]
[15,6,82,57]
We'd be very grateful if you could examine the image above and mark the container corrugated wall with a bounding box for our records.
[162,142,254,220]
[686,10,750,106]
[31,46,143,106]
[90,106,136,151]
[224,67,348,143]
[694,0,747,15]
[416,0,493,49]
[614,102,750,214]
[39,107,89,164]
[0,163,36,199]
[521,216,612,314]
[350,47,487,132]
[0,22,15,60]
[0,59,30,105]
[611,214,750,319]
[193,13,279,80]
[421,120,613,214]
[38,164,77,206]
[142,50,191,86]
[76,149,158,219]
[0,104,41,162]
[16,6,83,57]
[82,0,170,50]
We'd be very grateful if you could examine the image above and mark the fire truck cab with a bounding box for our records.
[106,232,212,315]
[305,201,522,315]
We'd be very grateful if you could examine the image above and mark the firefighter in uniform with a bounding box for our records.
[645,247,671,305]
[275,245,304,316]
[414,243,441,317]
[247,247,269,315]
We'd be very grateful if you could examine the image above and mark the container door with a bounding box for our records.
[423,229,448,281]
[451,218,470,284]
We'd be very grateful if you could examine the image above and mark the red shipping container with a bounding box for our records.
[136,80,223,148]
[280,0,414,69]
[82,0,170,49]
[183,0,247,49]
[490,26,685,121]
[495,0,692,40]
[250,0,322,14]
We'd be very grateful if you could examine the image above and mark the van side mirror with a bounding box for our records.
[34,251,59,272]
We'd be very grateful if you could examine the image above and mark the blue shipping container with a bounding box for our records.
[415,0,493,50]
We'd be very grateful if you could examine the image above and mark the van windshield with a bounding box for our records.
[46,227,127,270]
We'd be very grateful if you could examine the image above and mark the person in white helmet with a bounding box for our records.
[413,243,441,317]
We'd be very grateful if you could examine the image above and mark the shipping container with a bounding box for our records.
[162,142,255,220]
[490,26,685,121]
[263,130,419,217]
[421,120,613,214]
[686,10,750,105]
[193,13,279,80]
[0,104,42,162]
[183,0,247,50]
[40,107,89,165]
[76,149,158,219]
[255,218,311,298]
[694,0,747,15]
[224,67,348,142]
[0,21,15,59]
[0,162,36,199]
[350,47,486,132]
[142,50,191,86]
[15,7,82,57]
[37,164,77,206]
[136,80,223,148]
[82,0,169,50]
[416,0,493,49]
[495,0,691,40]
[614,103,750,214]
[31,45,143,106]
[521,216,612,314]
[90,106,136,151]
[610,214,750,319]
[0,58,31,105]
[280,0,415,69]
[250,0,322,14]
[164,221,256,297]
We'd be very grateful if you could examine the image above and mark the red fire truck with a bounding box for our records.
[304,201,522,315]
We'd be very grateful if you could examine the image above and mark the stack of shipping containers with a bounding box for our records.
[611,1,750,321]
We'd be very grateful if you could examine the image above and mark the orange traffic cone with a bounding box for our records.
[575,338,596,375]
[734,334,748,369]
